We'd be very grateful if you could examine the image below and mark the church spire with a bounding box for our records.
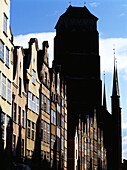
[112,48,119,97]
[103,71,107,110]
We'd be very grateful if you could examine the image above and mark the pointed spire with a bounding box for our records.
[112,48,119,96]
[103,71,107,110]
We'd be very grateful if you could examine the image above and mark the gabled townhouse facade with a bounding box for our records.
[12,46,27,167]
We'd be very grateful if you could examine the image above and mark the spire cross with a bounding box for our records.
[113,47,117,66]
[84,1,86,5]
[69,1,71,5]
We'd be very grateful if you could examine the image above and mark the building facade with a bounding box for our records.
[0,1,123,170]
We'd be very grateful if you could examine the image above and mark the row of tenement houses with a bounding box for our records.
[0,0,107,169]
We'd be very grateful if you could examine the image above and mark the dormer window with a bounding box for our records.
[32,70,36,85]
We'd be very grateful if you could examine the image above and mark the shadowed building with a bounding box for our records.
[54,5,122,170]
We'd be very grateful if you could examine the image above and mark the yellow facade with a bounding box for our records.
[0,0,13,149]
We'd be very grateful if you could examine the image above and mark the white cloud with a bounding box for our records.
[14,32,56,68]
[89,2,100,8]
[14,33,127,78]
[100,38,127,77]
[122,122,127,129]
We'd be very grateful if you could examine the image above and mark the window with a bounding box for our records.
[26,149,30,159]
[4,14,7,35]
[47,123,50,144]
[1,112,5,140]
[2,74,6,99]
[32,95,35,112]
[28,91,31,109]
[32,122,34,140]
[7,115,10,128]
[51,109,53,124]
[44,72,47,85]
[41,93,44,109]
[54,111,56,125]
[13,134,16,152]
[32,70,36,85]
[0,40,4,61]
[22,110,25,128]
[19,77,21,96]
[47,152,50,162]
[7,80,11,103]
[21,139,24,158]
[47,99,50,114]
[27,120,30,139]
[6,116,11,141]
[14,103,17,122]
[61,136,64,150]
[65,148,67,161]
[44,96,47,112]
[6,47,9,67]
[61,116,64,128]
[65,130,67,140]
[51,134,55,150]
[41,120,43,141]
[44,122,47,143]
[36,97,39,114]
[18,106,21,125]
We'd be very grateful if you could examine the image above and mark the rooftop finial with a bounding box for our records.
[84,1,86,6]
[113,45,117,66]
[69,1,71,5]
[103,70,105,84]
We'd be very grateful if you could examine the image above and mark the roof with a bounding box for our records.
[55,5,98,29]
[62,5,98,19]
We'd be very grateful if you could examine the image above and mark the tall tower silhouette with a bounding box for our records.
[54,5,102,169]
[111,56,122,170]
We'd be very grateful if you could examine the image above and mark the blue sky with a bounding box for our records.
[11,0,127,160]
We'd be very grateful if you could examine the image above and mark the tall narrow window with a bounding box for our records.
[7,80,11,103]
[2,74,6,99]
[27,120,30,139]
[1,112,5,140]
[51,109,53,124]
[54,111,56,125]
[47,123,50,144]
[18,106,21,125]
[19,77,21,96]
[32,70,36,85]
[44,122,47,143]
[22,110,25,128]
[13,134,16,152]
[47,99,50,114]
[41,93,44,110]
[6,47,9,67]
[21,139,24,158]
[36,97,39,114]
[32,122,34,140]
[41,120,43,141]
[0,40,4,61]
[32,95,35,112]
[14,103,17,122]
[28,91,31,109]
[6,116,11,141]
[44,96,47,112]
[3,14,7,35]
